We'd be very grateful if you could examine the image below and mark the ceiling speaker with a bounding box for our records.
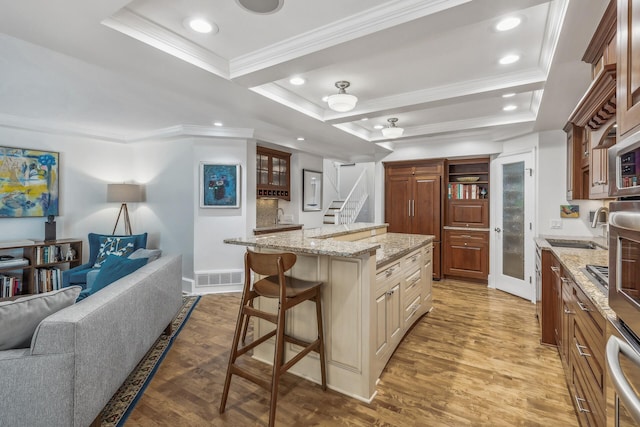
[236,0,284,14]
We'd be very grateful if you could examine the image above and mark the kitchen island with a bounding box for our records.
[224,223,434,402]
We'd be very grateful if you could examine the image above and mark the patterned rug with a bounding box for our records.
[98,295,201,426]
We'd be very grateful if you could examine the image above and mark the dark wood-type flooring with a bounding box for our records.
[125,279,577,426]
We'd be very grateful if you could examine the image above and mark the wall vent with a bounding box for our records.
[195,269,243,288]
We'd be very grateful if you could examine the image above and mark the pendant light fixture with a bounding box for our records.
[381,118,404,138]
[327,81,358,112]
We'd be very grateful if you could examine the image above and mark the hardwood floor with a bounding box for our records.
[125,279,578,426]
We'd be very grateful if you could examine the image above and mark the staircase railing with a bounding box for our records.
[332,169,368,224]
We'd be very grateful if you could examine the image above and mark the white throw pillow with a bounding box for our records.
[128,248,162,264]
[0,286,82,350]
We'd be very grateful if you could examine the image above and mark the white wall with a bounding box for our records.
[131,138,195,280]
[0,127,132,254]
[537,130,604,238]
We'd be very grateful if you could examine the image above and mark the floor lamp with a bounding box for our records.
[107,183,144,235]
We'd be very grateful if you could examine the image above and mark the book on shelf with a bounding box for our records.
[1,274,22,298]
[35,245,63,265]
[447,183,485,200]
[34,267,62,293]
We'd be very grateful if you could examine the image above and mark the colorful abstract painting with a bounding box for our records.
[200,163,240,208]
[0,147,59,217]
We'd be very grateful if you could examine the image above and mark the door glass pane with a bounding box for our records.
[502,162,525,280]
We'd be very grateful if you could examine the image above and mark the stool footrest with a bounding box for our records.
[230,365,272,390]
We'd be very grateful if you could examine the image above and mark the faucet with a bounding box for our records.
[591,206,609,228]
[591,206,609,241]
[276,207,285,225]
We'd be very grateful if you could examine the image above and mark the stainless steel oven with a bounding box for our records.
[606,319,640,426]
[607,201,640,426]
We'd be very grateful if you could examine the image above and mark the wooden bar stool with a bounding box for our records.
[219,249,327,426]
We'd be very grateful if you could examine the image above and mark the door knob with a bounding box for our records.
[494,227,502,232]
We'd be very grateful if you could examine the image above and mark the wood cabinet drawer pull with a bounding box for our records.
[575,342,591,357]
[577,301,591,312]
[550,266,560,272]
[564,309,574,315]
[574,396,590,413]
[560,277,569,283]
[385,267,395,277]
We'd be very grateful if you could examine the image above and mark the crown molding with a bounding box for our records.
[0,114,126,142]
[102,8,230,79]
[322,69,546,123]
[0,114,254,142]
[249,83,325,120]
[229,0,470,79]
[538,0,569,75]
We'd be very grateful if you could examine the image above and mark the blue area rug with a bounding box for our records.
[98,295,201,426]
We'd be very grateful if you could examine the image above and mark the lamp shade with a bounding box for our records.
[327,93,358,112]
[381,126,404,138]
[107,184,144,203]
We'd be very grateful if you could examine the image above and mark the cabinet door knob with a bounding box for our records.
[494,227,502,233]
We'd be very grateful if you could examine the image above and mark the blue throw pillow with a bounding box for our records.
[93,236,138,267]
[87,254,147,297]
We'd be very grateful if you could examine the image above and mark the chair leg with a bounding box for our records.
[240,299,254,344]
[314,290,327,390]
[219,295,252,414]
[268,301,286,427]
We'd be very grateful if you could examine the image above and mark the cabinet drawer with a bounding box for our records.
[571,283,606,341]
[404,294,421,325]
[446,230,488,243]
[403,248,423,269]
[376,261,401,290]
[571,317,605,408]
[570,346,606,427]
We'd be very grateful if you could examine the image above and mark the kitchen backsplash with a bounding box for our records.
[256,198,278,227]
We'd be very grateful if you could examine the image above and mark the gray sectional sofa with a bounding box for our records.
[0,254,183,427]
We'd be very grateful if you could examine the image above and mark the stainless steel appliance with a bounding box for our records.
[606,201,640,425]
[610,129,640,198]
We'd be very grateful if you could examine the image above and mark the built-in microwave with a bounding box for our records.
[609,129,640,197]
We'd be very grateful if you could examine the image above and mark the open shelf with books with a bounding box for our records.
[0,238,82,298]
[445,158,490,227]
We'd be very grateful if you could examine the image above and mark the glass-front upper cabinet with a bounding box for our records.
[256,146,291,200]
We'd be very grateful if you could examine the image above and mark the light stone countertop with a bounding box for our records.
[225,223,433,269]
[535,236,613,320]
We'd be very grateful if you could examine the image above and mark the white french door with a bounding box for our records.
[490,151,535,302]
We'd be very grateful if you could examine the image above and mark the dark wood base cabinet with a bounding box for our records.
[541,250,606,427]
[442,229,488,281]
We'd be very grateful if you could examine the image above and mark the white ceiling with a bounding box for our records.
[0,0,610,162]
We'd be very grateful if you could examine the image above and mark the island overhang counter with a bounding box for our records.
[224,223,434,402]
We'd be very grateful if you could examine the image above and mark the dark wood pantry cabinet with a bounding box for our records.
[384,160,443,279]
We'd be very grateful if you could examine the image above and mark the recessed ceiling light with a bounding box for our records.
[361,118,368,121]
[289,76,305,85]
[185,18,217,34]
[322,96,329,102]
[213,121,223,126]
[502,93,516,98]
[496,17,521,32]
[297,137,305,141]
[499,54,520,65]
[503,105,517,111]
[374,125,384,130]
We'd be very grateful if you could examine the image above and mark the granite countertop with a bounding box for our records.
[225,223,432,268]
[360,233,434,268]
[535,236,613,320]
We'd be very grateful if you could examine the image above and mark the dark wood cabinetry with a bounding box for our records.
[256,146,291,200]
[442,229,488,281]
[617,0,640,137]
[443,158,490,281]
[384,160,443,279]
[541,249,606,427]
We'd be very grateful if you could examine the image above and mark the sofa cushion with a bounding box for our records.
[0,286,82,350]
[93,236,138,267]
[128,248,162,264]
[78,255,147,301]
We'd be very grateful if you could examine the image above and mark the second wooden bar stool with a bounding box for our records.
[219,249,327,426]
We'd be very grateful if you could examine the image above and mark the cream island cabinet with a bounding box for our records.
[224,223,434,402]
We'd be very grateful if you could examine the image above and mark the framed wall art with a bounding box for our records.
[200,163,241,208]
[0,146,59,217]
[302,169,322,212]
